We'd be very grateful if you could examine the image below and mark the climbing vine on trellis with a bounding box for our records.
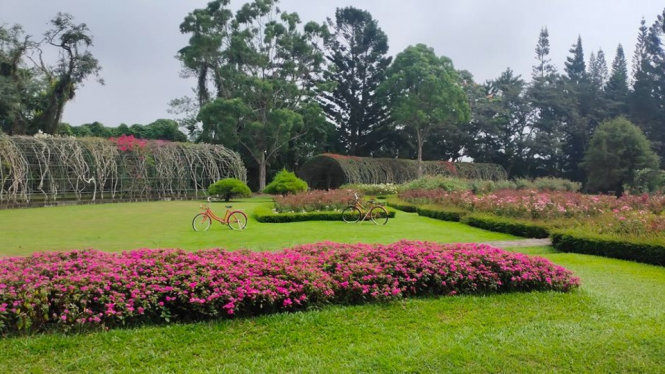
[298,154,507,189]
[0,135,246,204]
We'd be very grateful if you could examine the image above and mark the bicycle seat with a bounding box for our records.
[225,205,233,209]
[368,200,375,204]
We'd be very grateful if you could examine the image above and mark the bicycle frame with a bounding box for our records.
[200,202,233,224]
[348,193,387,223]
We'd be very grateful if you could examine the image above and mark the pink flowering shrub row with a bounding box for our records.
[0,241,579,334]
[274,189,360,213]
[400,189,665,221]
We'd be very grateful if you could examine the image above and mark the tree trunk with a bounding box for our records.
[258,153,267,192]
[417,130,424,179]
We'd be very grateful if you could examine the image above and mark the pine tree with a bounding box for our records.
[629,17,661,157]
[532,27,555,79]
[605,44,629,117]
[319,7,392,156]
[565,36,587,84]
[588,49,608,88]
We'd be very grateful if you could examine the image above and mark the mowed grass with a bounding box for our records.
[1,201,664,372]
[0,198,516,256]
[0,248,664,373]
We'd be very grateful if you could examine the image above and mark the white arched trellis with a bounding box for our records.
[0,135,246,205]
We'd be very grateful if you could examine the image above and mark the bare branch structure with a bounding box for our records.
[0,135,246,206]
[298,154,508,190]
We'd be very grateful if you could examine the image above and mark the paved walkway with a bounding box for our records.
[479,238,551,248]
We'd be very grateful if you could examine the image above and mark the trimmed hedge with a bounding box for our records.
[552,231,665,266]
[416,206,468,222]
[462,214,550,239]
[386,199,418,213]
[255,205,396,223]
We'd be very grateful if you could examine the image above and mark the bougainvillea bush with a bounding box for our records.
[273,189,359,213]
[0,241,579,334]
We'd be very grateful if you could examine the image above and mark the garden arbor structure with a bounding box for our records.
[298,154,507,189]
[0,135,246,205]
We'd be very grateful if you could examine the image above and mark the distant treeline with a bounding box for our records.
[58,119,188,142]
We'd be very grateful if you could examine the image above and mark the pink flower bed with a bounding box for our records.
[400,189,665,220]
[0,241,579,333]
[273,189,359,213]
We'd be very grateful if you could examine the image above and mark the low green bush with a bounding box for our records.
[416,206,468,222]
[208,178,252,201]
[264,170,308,195]
[255,204,396,223]
[551,231,665,266]
[386,198,418,213]
[462,214,550,238]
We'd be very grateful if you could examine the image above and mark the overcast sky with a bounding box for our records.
[3,0,664,126]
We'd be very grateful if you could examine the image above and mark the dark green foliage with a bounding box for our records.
[385,199,418,213]
[208,178,251,201]
[379,44,470,177]
[564,36,587,84]
[417,206,467,222]
[465,69,533,178]
[605,44,629,117]
[583,117,659,193]
[0,14,102,135]
[626,168,665,194]
[552,231,665,266]
[320,7,392,156]
[264,170,308,195]
[63,119,188,141]
[191,0,330,191]
[463,215,550,239]
[254,204,395,223]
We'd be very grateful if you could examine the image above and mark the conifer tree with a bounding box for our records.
[319,7,392,156]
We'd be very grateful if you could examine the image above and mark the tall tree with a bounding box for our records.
[0,24,38,135]
[319,7,392,156]
[533,27,555,79]
[588,49,609,89]
[605,44,629,117]
[528,28,569,177]
[564,36,587,84]
[466,69,535,177]
[0,14,101,135]
[197,0,330,191]
[380,44,470,177]
[32,13,103,134]
[177,0,233,108]
[629,16,664,159]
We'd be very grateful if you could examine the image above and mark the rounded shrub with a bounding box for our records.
[264,169,308,195]
[208,178,251,201]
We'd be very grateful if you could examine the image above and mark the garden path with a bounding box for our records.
[479,238,551,248]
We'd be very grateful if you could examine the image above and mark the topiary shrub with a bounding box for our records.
[208,178,252,201]
[264,169,308,195]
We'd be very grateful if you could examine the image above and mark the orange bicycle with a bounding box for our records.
[192,197,248,231]
[342,193,389,225]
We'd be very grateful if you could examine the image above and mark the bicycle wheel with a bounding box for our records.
[369,206,389,225]
[341,206,361,223]
[192,213,212,231]
[227,211,248,230]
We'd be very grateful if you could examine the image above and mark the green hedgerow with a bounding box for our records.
[264,170,308,195]
[208,178,252,201]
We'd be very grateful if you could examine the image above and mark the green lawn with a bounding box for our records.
[1,200,664,373]
[0,198,516,256]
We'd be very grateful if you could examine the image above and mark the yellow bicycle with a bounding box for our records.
[341,193,389,225]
